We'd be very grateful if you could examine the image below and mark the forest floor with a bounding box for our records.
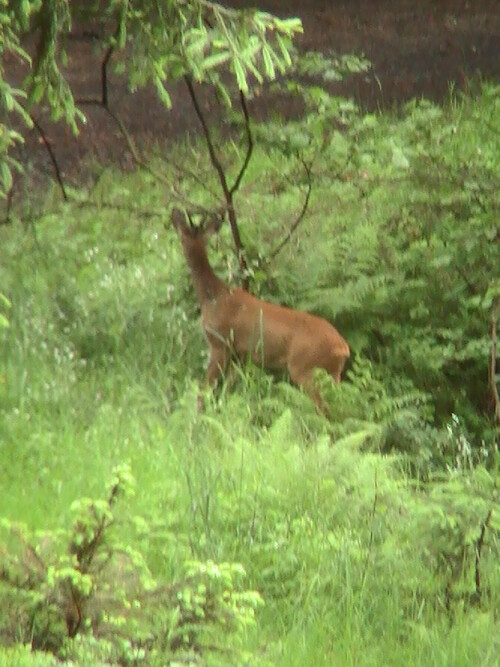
[6,0,500,195]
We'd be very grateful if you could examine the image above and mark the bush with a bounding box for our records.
[0,466,263,666]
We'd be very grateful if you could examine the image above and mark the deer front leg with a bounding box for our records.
[205,344,229,387]
[197,345,229,413]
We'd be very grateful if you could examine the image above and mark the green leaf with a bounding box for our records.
[273,17,303,35]
[31,82,45,104]
[276,34,293,67]
[215,80,232,107]
[154,76,172,108]
[2,89,14,111]
[0,161,12,191]
[262,44,275,79]
[233,58,248,93]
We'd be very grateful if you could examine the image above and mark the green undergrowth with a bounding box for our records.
[0,84,499,665]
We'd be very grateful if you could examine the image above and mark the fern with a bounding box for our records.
[298,274,390,319]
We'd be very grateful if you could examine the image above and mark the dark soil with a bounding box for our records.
[6,0,500,197]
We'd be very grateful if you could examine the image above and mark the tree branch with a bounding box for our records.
[18,32,115,206]
[183,76,229,198]
[75,95,186,200]
[101,44,113,108]
[270,156,312,259]
[229,90,253,196]
[184,75,249,286]
[76,41,218,205]
[29,113,68,201]
[74,200,165,219]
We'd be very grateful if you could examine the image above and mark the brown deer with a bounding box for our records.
[172,207,350,410]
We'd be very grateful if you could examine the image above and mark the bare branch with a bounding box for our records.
[270,156,313,259]
[75,35,114,108]
[73,200,165,219]
[102,44,114,108]
[77,43,219,204]
[168,156,220,200]
[77,93,186,200]
[29,113,68,201]
[184,76,229,199]
[230,90,253,196]
[184,75,249,286]
[18,38,115,206]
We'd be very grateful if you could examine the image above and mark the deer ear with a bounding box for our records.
[171,207,187,232]
[216,209,226,231]
[207,209,225,234]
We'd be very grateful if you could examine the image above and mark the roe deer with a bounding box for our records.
[172,208,350,410]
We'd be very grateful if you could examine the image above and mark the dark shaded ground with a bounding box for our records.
[7,0,500,195]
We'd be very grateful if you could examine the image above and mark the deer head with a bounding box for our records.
[171,207,225,238]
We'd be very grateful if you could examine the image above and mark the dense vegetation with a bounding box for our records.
[1,81,499,665]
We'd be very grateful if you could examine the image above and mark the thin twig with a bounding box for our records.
[9,199,166,231]
[475,508,493,599]
[183,76,230,200]
[86,100,183,199]
[270,156,313,259]
[168,156,220,199]
[101,44,114,107]
[73,30,190,200]
[18,38,114,207]
[29,113,68,201]
[489,316,500,426]
[184,75,249,285]
[230,90,253,196]
[73,200,165,219]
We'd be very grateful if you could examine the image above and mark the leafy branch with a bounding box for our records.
[185,75,251,285]
[1,0,302,202]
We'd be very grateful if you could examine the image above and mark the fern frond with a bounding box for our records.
[373,392,430,422]
[298,274,389,318]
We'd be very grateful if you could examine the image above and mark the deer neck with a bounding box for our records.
[181,237,228,305]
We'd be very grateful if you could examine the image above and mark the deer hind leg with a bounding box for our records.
[328,355,348,384]
[288,363,330,416]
